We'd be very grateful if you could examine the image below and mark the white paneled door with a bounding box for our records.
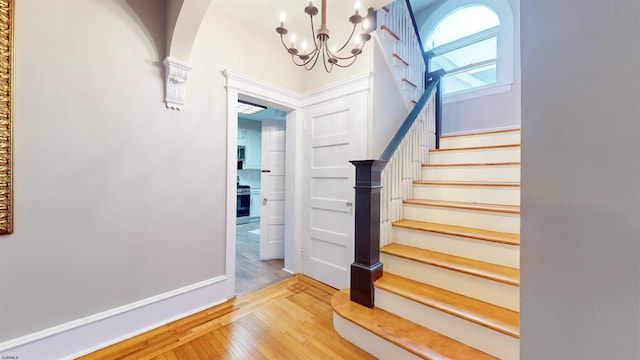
[303,98,363,289]
[259,120,286,260]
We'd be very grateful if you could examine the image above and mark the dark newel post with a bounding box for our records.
[427,69,445,149]
[349,159,387,308]
[435,81,442,149]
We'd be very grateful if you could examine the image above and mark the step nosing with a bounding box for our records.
[414,181,520,187]
[332,289,499,359]
[392,220,520,245]
[404,199,521,214]
[376,274,520,338]
[440,128,521,138]
[423,162,521,167]
[431,143,520,152]
[381,245,520,286]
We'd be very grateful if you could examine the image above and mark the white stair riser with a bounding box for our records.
[413,184,521,206]
[381,254,520,311]
[376,289,520,360]
[392,227,520,268]
[422,164,521,182]
[441,131,521,149]
[403,204,521,233]
[333,312,422,360]
[430,147,520,164]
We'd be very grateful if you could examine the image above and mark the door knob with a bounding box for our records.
[263,198,268,205]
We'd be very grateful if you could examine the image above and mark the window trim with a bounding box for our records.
[421,0,515,100]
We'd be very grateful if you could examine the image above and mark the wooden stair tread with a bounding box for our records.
[414,180,520,187]
[393,219,520,246]
[404,199,520,214]
[431,143,520,152]
[381,243,520,286]
[376,273,520,338]
[392,53,410,66]
[380,25,400,41]
[402,77,418,88]
[440,128,520,138]
[424,162,520,167]
[332,289,498,360]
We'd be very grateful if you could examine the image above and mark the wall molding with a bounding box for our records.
[302,72,373,107]
[0,276,228,359]
[163,56,192,110]
[223,69,302,109]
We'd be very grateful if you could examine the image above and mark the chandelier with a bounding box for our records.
[276,1,374,72]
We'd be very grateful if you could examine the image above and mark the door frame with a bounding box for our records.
[223,69,303,299]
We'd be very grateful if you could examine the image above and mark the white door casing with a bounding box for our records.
[224,69,302,299]
[260,120,286,260]
[301,74,371,289]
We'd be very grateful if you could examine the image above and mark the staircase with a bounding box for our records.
[333,128,521,359]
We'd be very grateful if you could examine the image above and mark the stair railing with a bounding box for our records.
[349,0,444,308]
[377,0,427,107]
[351,77,442,308]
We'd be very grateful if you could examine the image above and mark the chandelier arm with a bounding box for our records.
[294,47,320,67]
[322,44,333,73]
[309,14,319,49]
[332,40,368,61]
[334,24,358,53]
[333,56,359,68]
[279,34,291,51]
[305,49,322,71]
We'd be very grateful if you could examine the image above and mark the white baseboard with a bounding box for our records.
[0,275,229,360]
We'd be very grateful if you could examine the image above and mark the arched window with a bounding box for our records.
[421,0,515,99]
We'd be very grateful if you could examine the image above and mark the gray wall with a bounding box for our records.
[520,1,640,359]
[0,0,300,344]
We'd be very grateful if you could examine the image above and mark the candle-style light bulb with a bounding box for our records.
[280,12,286,24]
[363,18,370,30]
[291,34,297,46]
[331,46,337,54]
[302,40,308,52]
[354,1,361,14]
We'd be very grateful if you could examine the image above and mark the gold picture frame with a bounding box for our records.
[0,0,13,234]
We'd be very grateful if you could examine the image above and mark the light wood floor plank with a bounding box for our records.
[79,275,375,360]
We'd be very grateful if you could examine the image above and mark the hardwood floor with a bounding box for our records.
[79,275,375,360]
[235,221,292,296]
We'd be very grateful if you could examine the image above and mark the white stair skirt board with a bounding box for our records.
[380,254,520,311]
[375,288,520,360]
[332,312,422,360]
[413,183,521,206]
[422,163,521,182]
[430,146,520,164]
[392,227,520,268]
[441,130,521,149]
[403,204,520,234]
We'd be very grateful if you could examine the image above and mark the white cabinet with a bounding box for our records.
[244,128,262,169]
[237,128,246,146]
[250,188,261,219]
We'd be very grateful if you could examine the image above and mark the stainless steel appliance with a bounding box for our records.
[236,184,251,224]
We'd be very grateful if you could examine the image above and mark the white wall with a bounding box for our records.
[370,38,408,159]
[0,0,300,354]
[520,1,640,359]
